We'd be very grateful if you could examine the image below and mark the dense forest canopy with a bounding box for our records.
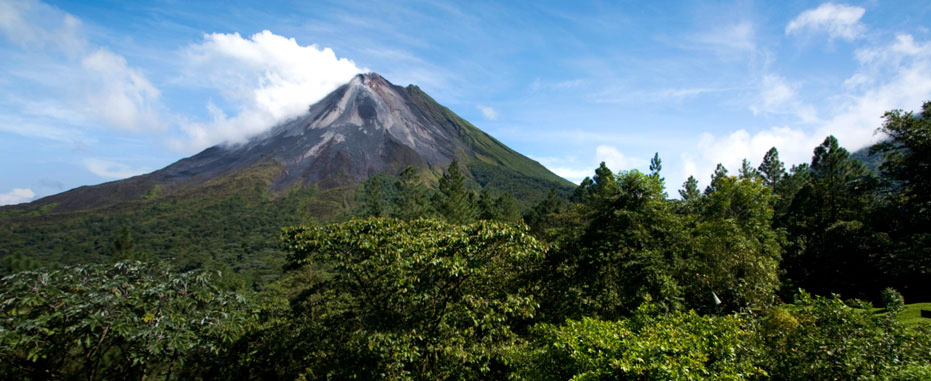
[1,102,931,379]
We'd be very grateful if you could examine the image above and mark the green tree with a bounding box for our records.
[872,101,931,219]
[870,101,931,301]
[758,147,786,189]
[705,164,728,194]
[679,175,700,202]
[547,169,685,320]
[523,188,564,238]
[478,191,520,222]
[392,166,433,220]
[435,160,478,224]
[280,218,545,379]
[780,136,881,299]
[757,292,931,380]
[359,175,388,218]
[687,173,781,312]
[0,261,257,380]
[649,152,664,182]
[738,158,759,180]
[109,226,135,260]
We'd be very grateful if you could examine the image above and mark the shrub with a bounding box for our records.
[880,287,905,312]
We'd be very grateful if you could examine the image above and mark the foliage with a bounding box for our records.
[757,292,931,380]
[545,167,686,320]
[881,287,905,312]
[0,261,258,380]
[393,166,434,220]
[435,160,479,224]
[280,217,545,379]
[686,173,781,312]
[872,101,931,221]
[514,301,762,380]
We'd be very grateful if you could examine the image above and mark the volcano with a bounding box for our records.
[22,73,572,213]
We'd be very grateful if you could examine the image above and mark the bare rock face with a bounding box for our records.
[156,73,465,191]
[24,73,570,212]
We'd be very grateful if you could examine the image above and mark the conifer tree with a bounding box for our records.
[436,160,477,224]
[649,152,664,182]
[393,166,432,220]
[758,147,786,189]
[679,176,700,201]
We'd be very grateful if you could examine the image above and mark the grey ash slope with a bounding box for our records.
[25,73,573,212]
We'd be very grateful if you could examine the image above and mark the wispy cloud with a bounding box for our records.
[476,105,498,120]
[695,21,756,53]
[0,0,164,132]
[83,158,150,180]
[681,33,931,190]
[786,3,866,41]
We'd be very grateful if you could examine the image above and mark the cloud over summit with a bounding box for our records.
[175,30,364,152]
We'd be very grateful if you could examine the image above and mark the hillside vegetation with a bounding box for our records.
[1,102,931,379]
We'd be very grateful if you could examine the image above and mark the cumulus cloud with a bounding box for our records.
[83,158,150,180]
[532,147,648,184]
[596,145,646,171]
[0,0,163,133]
[477,105,498,120]
[786,3,866,41]
[0,188,35,206]
[174,30,363,151]
[81,48,162,130]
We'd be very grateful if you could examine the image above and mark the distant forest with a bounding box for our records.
[1,102,930,379]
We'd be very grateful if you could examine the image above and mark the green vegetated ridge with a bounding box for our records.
[2,102,931,379]
[405,84,575,200]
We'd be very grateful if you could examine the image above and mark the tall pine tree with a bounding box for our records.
[436,160,477,224]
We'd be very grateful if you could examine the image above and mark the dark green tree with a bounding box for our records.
[704,164,728,194]
[649,152,663,182]
[392,166,432,220]
[524,188,565,238]
[758,147,786,189]
[780,136,881,299]
[679,175,700,202]
[359,176,387,218]
[738,158,759,180]
[435,160,478,224]
[486,192,520,222]
[109,227,135,260]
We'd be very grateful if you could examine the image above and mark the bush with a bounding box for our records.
[881,287,905,312]
[514,301,762,380]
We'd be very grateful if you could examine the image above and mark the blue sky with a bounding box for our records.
[2,0,931,205]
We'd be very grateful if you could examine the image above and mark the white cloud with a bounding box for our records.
[477,105,498,120]
[749,74,819,122]
[83,158,150,180]
[701,22,756,52]
[0,188,35,206]
[532,148,649,184]
[174,30,364,152]
[596,145,646,172]
[681,33,931,190]
[81,48,162,130]
[0,0,85,54]
[0,0,163,133]
[786,3,866,41]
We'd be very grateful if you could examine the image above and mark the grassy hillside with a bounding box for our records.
[405,85,575,200]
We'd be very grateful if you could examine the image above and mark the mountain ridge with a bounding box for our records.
[9,73,572,213]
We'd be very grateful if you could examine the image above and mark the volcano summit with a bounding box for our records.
[22,73,572,212]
